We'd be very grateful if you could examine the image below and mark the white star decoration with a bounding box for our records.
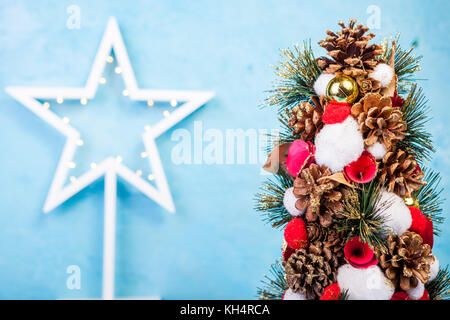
[5,17,214,299]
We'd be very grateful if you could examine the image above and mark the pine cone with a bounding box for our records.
[287,102,323,141]
[306,222,346,264]
[293,164,342,227]
[284,241,339,299]
[351,92,406,150]
[317,19,384,77]
[356,75,381,95]
[375,231,434,291]
[379,149,426,197]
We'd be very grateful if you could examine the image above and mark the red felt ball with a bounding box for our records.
[419,289,430,300]
[283,245,296,261]
[285,140,315,177]
[409,206,434,248]
[322,101,352,124]
[284,218,308,250]
[320,283,341,300]
[344,151,377,184]
[391,291,410,300]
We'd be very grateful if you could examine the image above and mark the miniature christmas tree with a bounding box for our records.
[256,19,449,300]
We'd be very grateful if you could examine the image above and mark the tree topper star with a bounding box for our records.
[5,17,214,299]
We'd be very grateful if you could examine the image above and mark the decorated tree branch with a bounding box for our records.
[256,19,448,300]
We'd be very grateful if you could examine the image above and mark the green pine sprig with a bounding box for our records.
[398,83,434,163]
[257,260,287,300]
[426,266,450,300]
[381,35,423,93]
[413,167,445,235]
[337,181,389,252]
[265,41,321,114]
[254,171,294,229]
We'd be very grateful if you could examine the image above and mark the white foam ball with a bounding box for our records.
[375,189,412,236]
[337,264,395,300]
[369,63,394,87]
[315,116,364,173]
[283,187,305,217]
[283,288,307,300]
[313,73,335,97]
[366,141,387,160]
[406,280,424,300]
[429,256,440,282]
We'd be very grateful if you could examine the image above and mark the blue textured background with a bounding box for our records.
[0,0,449,299]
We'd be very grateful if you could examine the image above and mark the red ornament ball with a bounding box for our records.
[320,283,341,300]
[322,100,352,125]
[409,206,434,248]
[344,151,377,184]
[284,218,308,250]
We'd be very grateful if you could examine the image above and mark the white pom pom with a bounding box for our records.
[283,187,305,217]
[283,288,307,300]
[406,280,424,300]
[313,73,335,97]
[366,142,387,160]
[428,256,440,282]
[375,189,412,236]
[369,63,394,87]
[315,116,364,173]
[337,264,395,300]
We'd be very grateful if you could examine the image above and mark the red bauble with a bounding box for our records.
[409,206,434,248]
[322,100,352,124]
[282,245,296,261]
[344,151,377,184]
[344,236,378,269]
[320,283,341,300]
[285,140,315,177]
[284,218,308,250]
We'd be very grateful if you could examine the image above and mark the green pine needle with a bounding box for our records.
[257,260,287,300]
[426,266,450,300]
[255,171,294,229]
[337,181,389,251]
[381,35,423,93]
[265,41,321,114]
[413,167,445,235]
[398,83,434,163]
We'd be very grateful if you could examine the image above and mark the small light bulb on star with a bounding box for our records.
[122,89,129,96]
[76,139,84,146]
[81,98,87,105]
[68,162,76,169]
[147,99,154,107]
[62,117,70,124]
[170,99,177,107]
[43,102,50,109]
[136,170,142,176]
[106,56,114,63]
[147,174,155,181]
[57,97,64,104]
[90,162,97,169]
[116,156,123,163]
[140,152,148,158]
[115,67,122,74]
[163,110,170,117]
[99,77,107,84]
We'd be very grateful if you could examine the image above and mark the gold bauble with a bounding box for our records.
[403,196,420,208]
[326,75,359,104]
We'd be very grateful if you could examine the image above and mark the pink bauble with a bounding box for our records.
[285,140,315,177]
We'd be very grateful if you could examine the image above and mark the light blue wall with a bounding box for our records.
[0,0,449,299]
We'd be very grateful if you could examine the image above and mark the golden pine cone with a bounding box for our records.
[293,164,342,227]
[379,149,427,197]
[375,231,434,291]
[287,102,323,141]
[351,92,406,150]
[316,19,384,77]
[284,241,339,299]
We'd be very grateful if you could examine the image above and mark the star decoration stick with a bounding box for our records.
[5,17,214,299]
